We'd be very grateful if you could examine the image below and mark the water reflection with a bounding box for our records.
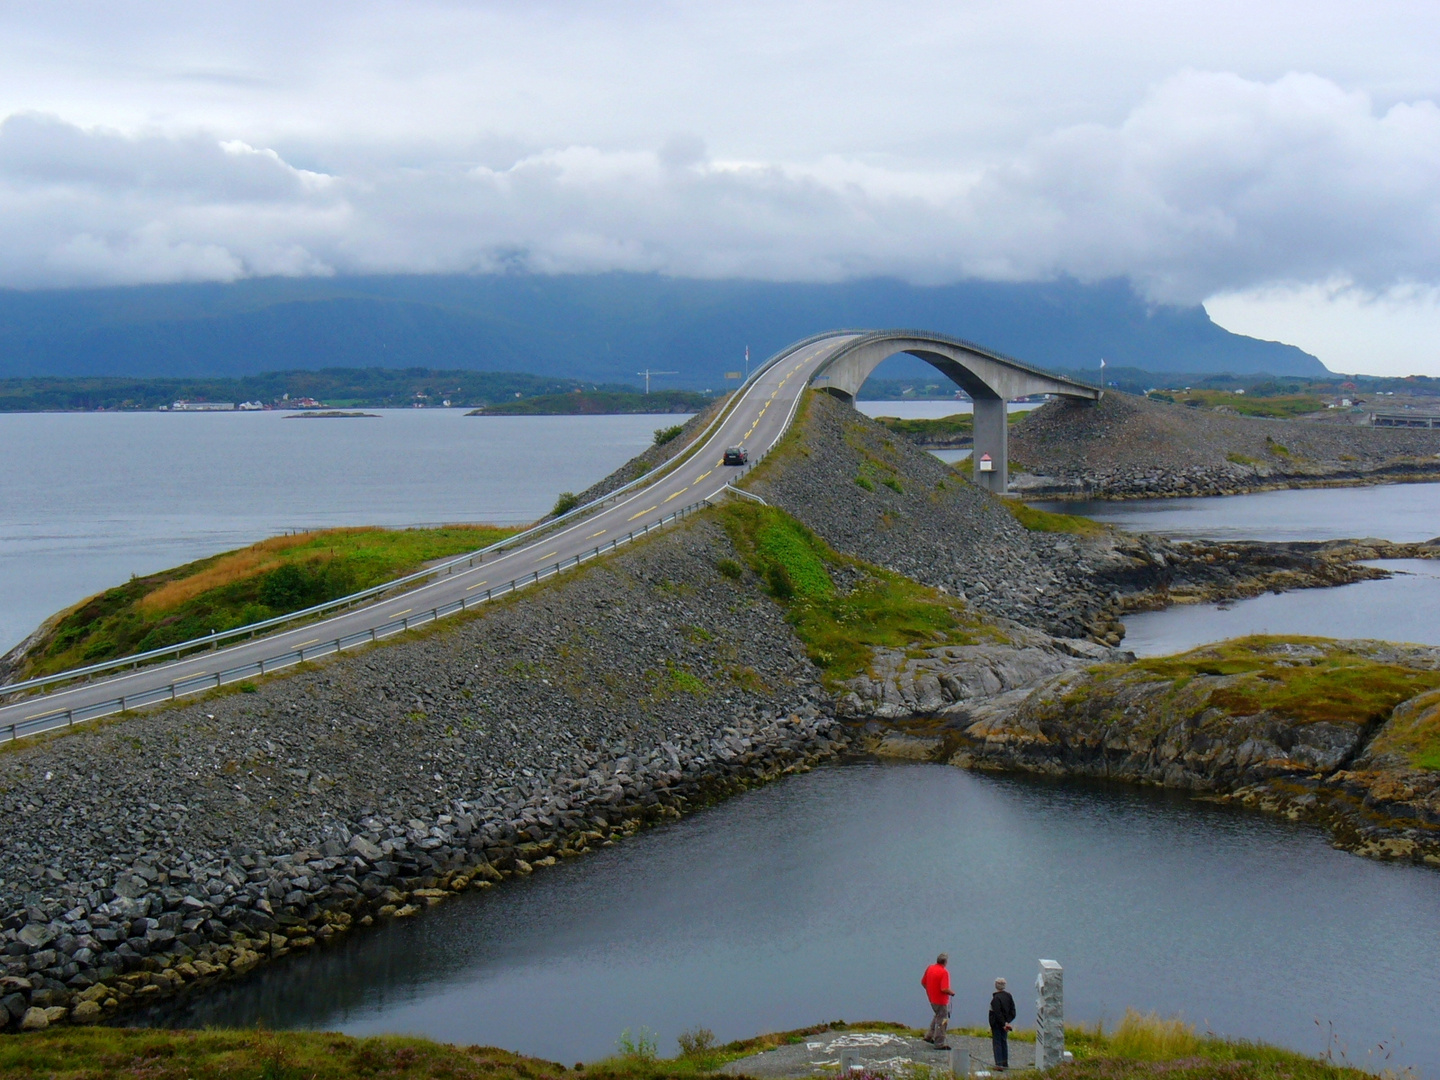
[1123,559,1440,655]
[142,763,1440,1076]
[1030,483,1440,543]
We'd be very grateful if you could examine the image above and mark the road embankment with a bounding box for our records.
[1009,390,1440,498]
[0,516,852,1032]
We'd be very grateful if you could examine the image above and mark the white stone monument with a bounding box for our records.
[1035,959,1064,1070]
[950,1046,970,1077]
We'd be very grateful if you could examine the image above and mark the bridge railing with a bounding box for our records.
[3,490,742,743]
[815,328,1103,395]
[0,333,843,702]
[2,383,809,746]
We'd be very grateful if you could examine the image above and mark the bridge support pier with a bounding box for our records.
[972,396,1008,493]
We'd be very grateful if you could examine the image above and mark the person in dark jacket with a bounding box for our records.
[989,977,1017,1069]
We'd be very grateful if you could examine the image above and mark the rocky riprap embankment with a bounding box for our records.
[748,392,1125,641]
[1009,390,1440,498]
[0,520,852,1032]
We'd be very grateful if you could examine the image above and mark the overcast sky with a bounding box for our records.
[2,1,1439,375]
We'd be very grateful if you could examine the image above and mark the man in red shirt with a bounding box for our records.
[921,953,956,1049]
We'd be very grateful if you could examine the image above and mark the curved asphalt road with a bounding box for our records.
[1,333,859,739]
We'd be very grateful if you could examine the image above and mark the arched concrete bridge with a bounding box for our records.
[806,329,1102,492]
[0,328,1097,738]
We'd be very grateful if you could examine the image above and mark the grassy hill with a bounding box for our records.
[12,524,514,679]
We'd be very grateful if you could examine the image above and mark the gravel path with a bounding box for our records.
[722,1028,1035,1077]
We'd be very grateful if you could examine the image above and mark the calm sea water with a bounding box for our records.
[1030,484,1440,543]
[144,761,1440,1075]
[1028,485,1440,655]
[0,410,674,654]
[1123,559,1440,655]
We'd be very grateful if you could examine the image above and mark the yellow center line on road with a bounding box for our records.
[588,529,607,538]
[295,639,320,648]
[391,609,412,617]
[663,486,688,503]
[696,470,712,481]
[466,580,490,591]
[628,505,658,521]
[539,551,558,559]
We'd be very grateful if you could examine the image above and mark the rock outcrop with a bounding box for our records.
[1010,390,1440,498]
[859,636,1440,865]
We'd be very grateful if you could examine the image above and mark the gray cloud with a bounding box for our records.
[2,69,1438,301]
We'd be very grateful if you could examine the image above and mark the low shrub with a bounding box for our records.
[553,491,582,516]
[676,1028,716,1058]
[654,424,685,447]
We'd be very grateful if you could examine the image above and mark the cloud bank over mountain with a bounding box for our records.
[2,1,1439,372]
[3,70,1438,307]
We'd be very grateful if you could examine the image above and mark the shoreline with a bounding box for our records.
[1013,462,1440,501]
[5,392,1439,1038]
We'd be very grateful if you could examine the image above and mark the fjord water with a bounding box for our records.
[1027,484,1440,655]
[1030,483,1440,543]
[145,761,1440,1075]
[1122,558,1440,655]
[0,410,669,654]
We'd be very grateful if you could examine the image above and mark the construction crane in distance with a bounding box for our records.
[636,370,678,394]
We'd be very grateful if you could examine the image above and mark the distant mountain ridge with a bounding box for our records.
[0,273,1326,385]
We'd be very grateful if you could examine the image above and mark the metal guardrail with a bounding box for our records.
[0,332,844,702]
[3,417,798,746]
[3,494,735,743]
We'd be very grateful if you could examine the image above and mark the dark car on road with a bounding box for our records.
[723,445,748,465]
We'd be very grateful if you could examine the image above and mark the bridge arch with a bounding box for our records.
[806,330,1101,492]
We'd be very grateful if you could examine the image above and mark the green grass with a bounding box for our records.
[1150,389,1328,418]
[588,1021,919,1079]
[22,524,516,678]
[871,414,974,442]
[0,1018,1370,1080]
[1226,452,1261,466]
[871,412,1027,444]
[718,503,1002,686]
[1058,1011,1373,1080]
[0,1027,571,1080]
[1361,687,1440,770]
[1134,637,1440,729]
[1006,502,1107,535]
